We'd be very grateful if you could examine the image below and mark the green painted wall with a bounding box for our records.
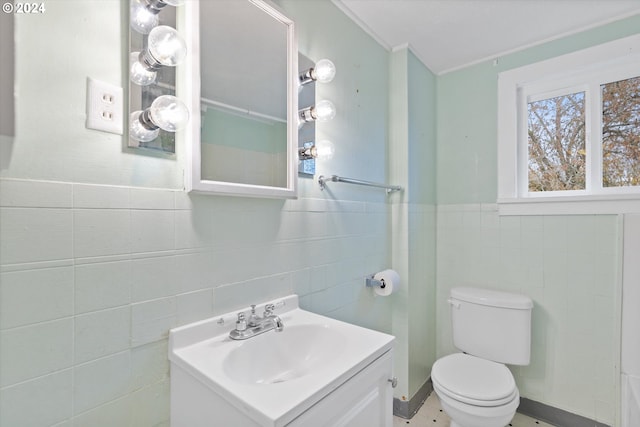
[389,47,438,402]
[435,14,640,424]
[201,108,286,154]
[278,0,391,202]
[436,14,640,204]
[0,1,400,425]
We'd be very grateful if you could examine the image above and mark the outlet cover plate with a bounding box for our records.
[86,77,123,135]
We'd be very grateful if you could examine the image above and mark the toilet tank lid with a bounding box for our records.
[450,287,533,309]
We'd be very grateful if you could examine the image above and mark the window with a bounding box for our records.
[602,76,640,188]
[527,90,586,193]
[498,34,640,215]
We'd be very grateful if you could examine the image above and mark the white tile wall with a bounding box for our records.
[622,214,640,426]
[0,318,74,387]
[74,307,131,364]
[0,177,392,426]
[0,267,74,328]
[0,369,73,427]
[73,350,132,414]
[74,261,131,313]
[0,208,73,264]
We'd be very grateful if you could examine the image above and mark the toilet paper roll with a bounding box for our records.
[373,269,400,296]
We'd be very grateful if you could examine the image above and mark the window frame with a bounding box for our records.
[497,34,640,215]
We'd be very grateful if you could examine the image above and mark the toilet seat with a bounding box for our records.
[431,353,517,407]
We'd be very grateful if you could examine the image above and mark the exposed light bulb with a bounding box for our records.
[148,95,189,132]
[314,140,335,160]
[130,52,157,86]
[298,100,337,125]
[312,59,336,84]
[299,58,336,86]
[313,100,336,122]
[129,95,189,142]
[146,25,187,67]
[130,0,159,34]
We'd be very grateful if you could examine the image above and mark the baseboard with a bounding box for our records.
[393,378,433,419]
[518,397,611,427]
[397,377,611,427]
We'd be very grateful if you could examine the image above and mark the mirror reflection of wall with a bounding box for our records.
[200,106,287,187]
[0,10,14,142]
[199,0,288,188]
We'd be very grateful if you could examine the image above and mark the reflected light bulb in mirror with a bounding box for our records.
[130,52,157,86]
[130,26,187,86]
[129,110,160,142]
[130,0,159,34]
[130,0,186,34]
[312,59,336,84]
[313,100,336,122]
[130,95,189,142]
[314,140,335,160]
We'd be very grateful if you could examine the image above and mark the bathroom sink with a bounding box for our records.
[223,324,347,384]
[169,295,395,426]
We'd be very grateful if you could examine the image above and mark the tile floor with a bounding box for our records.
[393,392,557,427]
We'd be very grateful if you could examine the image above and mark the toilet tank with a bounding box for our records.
[449,287,533,365]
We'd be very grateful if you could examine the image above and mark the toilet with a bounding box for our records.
[431,287,533,427]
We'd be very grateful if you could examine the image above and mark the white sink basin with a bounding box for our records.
[169,295,394,426]
[223,324,347,385]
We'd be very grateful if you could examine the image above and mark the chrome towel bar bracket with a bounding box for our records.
[318,175,403,194]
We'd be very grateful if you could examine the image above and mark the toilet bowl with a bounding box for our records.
[431,287,533,427]
[431,353,520,427]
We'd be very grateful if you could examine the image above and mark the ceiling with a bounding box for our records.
[332,0,640,74]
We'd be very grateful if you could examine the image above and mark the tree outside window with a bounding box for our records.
[602,76,640,188]
[526,76,640,193]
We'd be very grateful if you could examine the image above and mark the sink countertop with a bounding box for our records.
[169,295,395,427]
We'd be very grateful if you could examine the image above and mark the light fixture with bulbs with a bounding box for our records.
[128,0,188,151]
[130,0,185,34]
[297,55,337,175]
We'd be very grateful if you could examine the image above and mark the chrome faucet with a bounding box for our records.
[229,303,284,340]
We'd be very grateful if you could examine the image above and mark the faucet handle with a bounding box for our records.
[247,304,261,327]
[235,312,247,332]
[263,303,275,316]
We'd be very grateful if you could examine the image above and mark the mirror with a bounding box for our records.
[180,0,298,198]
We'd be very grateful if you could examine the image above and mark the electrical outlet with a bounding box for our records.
[86,77,123,134]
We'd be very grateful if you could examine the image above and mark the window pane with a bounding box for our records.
[602,76,640,188]
[527,92,586,192]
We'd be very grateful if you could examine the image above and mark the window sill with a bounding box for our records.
[497,194,640,216]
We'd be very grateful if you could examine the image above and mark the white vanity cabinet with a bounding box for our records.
[288,350,393,427]
[169,295,396,427]
[171,349,394,427]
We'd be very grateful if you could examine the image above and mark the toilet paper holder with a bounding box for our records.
[365,274,386,289]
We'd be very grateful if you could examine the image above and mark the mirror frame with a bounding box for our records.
[179,0,298,198]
